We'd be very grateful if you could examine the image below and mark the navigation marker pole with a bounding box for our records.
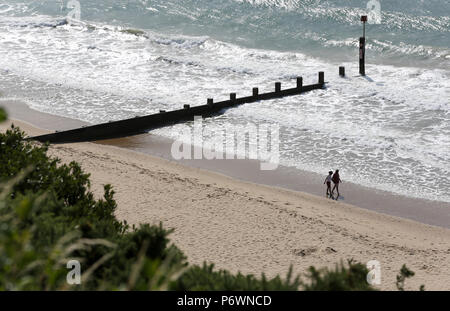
[359,15,367,76]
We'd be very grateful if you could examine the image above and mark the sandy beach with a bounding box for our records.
[1,113,450,291]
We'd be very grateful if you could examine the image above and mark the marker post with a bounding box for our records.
[359,15,367,76]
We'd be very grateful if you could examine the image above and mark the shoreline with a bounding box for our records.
[2,99,450,228]
[1,104,450,290]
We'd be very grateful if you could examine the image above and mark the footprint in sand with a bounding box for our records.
[325,247,337,254]
[293,247,317,257]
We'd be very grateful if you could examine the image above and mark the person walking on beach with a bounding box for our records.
[323,171,333,198]
[331,169,342,198]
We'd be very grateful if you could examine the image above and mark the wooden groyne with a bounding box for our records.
[29,72,326,144]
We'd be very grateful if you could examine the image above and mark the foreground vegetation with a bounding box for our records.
[0,116,418,290]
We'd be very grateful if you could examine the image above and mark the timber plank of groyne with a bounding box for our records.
[29,77,325,144]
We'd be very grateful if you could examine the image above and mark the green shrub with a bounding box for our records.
[171,264,300,291]
[396,264,424,291]
[0,127,186,290]
[300,260,374,291]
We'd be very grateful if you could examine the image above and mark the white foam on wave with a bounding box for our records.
[0,4,13,14]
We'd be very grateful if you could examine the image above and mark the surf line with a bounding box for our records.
[28,72,326,144]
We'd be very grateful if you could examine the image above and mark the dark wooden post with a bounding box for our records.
[253,87,259,97]
[359,37,365,76]
[230,93,236,101]
[339,66,345,77]
[318,72,324,84]
[360,15,367,76]
[275,82,281,93]
[297,77,303,90]
[183,104,190,109]
[207,98,213,106]
[159,110,166,113]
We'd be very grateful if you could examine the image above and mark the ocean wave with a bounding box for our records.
[2,0,449,67]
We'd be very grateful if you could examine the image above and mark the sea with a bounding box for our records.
[0,0,449,202]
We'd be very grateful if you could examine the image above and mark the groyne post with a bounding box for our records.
[297,77,303,90]
[275,82,281,93]
[253,87,259,97]
[207,98,214,106]
[230,93,236,101]
[339,66,345,77]
[319,71,324,84]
